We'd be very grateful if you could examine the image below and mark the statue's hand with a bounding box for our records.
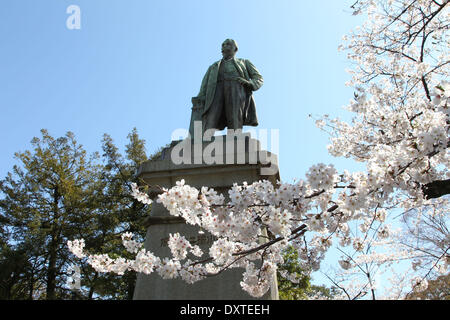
[236,77,252,88]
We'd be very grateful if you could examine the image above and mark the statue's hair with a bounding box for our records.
[222,39,238,52]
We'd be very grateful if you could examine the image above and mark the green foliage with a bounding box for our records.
[277,246,337,300]
[277,246,311,300]
[0,128,152,300]
[80,129,150,299]
[0,130,100,299]
[0,243,34,299]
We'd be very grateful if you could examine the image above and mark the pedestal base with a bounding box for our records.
[133,134,280,300]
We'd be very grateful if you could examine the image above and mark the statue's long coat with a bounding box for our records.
[194,58,263,131]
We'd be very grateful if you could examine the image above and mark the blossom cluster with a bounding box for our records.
[131,182,153,205]
[121,232,142,254]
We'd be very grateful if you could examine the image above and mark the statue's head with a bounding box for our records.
[221,39,238,59]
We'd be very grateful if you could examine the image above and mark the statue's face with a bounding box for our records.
[221,40,236,58]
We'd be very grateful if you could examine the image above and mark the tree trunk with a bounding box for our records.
[46,187,60,300]
[88,272,98,300]
[28,270,34,300]
[127,273,136,300]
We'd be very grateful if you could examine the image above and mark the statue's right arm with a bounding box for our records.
[196,66,211,104]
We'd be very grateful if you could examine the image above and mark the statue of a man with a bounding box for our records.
[189,39,263,136]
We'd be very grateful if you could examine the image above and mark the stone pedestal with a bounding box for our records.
[133,134,280,300]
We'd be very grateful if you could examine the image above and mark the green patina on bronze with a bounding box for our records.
[189,39,263,136]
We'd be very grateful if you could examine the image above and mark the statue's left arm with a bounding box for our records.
[245,59,263,91]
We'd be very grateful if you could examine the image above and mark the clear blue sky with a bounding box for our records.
[0,0,364,178]
[0,0,367,289]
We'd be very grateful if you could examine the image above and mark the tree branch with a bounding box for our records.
[422,179,450,199]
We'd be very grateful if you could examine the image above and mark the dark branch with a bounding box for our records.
[422,179,450,199]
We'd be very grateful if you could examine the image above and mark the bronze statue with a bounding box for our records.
[189,39,263,136]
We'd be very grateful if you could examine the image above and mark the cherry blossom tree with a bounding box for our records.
[68,0,449,298]
[314,200,448,300]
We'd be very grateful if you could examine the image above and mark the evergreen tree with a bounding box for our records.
[81,128,150,299]
[0,130,101,299]
[0,128,152,299]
